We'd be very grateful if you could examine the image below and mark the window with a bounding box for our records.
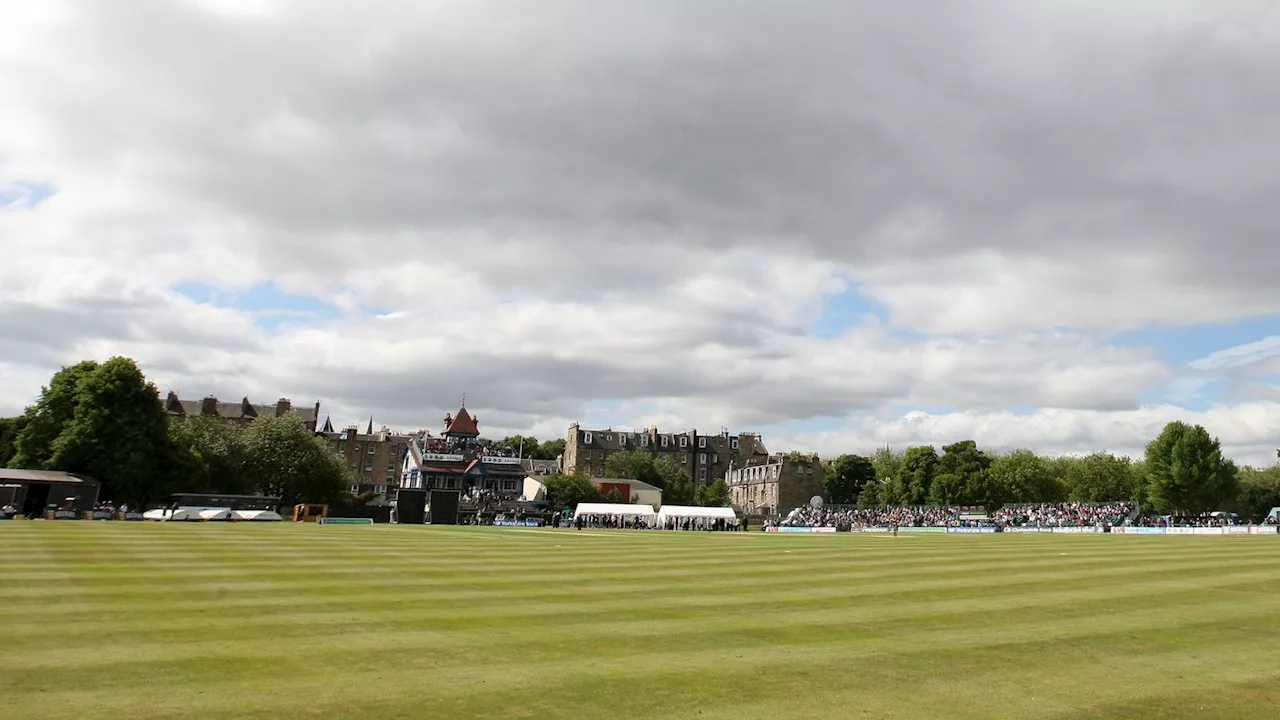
[661,436,669,448]
[349,484,359,494]
[333,441,341,451]
[698,437,706,448]
[619,435,626,445]
[681,454,688,464]
[584,432,592,444]
[698,453,706,464]
[731,438,739,449]
[375,485,385,494]
[355,443,362,453]
[605,434,612,441]
[368,444,376,455]
[679,436,688,448]
[365,459,374,470]
[712,454,719,464]
[350,459,358,468]
[641,435,648,446]
[699,467,707,480]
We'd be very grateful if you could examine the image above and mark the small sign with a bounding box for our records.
[421,453,465,462]
[482,456,522,465]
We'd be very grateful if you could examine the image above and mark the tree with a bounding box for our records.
[0,416,26,467]
[824,454,876,505]
[695,478,730,507]
[932,440,993,506]
[870,447,903,501]
[1144,422,1238,515]
[605,450,668,488]
[242,413,353,508]
[541,472,600,508]
[895,445,938,505]
[856,481,882,508]
[1233,466,1280,523]
[1062,453,1138,503]
[536,438,566,461]
[9,360,99,469]
[656,458,696,505]
[989,449,1063,505]
[44,358,183,505]
[168,415,254,495]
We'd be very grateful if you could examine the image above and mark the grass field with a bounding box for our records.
[2,524,1279,720]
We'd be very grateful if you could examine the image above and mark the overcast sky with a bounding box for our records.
[2,0,1279,465]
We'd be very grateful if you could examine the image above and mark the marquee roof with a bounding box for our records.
[573,502,657,519]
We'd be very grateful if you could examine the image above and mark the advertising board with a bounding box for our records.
[482,456,522,465]
[1113,527,1165,535]
[771,526,837,533]
[494,519,541,527]
[899,527,948,533]
[946,526,996,534]
[1003,527,1052,533]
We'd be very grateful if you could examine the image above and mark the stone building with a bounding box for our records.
[727,452,825,516]
[165,392,320,432]
[563,423,769,485]
[316,417,411,499]
[398,406,528,498]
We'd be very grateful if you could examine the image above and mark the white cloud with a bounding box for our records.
[1188,336,1280,371]
[2,1,1279,470]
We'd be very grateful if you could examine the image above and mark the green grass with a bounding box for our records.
[2,524,1279,719]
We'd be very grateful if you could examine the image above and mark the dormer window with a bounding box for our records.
[679,436,688,448]
[584,432,592,444]
[605,434,612,441]
[641,435,648,446]
[730,438,739,450]
[698,437,706,448]
[661,436,669,448]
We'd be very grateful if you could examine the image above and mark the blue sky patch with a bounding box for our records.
[1111,314,1280,366]
[812,285,888,339]
[0,181,55,209]
[173,280,341,330]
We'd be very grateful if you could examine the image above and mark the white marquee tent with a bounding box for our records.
[572,502,657,520]
[656,505,738,524]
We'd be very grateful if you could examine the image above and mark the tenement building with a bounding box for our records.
[563,423,769,484]
[165,392,321,432]
[316,417,411,499]
[399,405,528,499]
[727,452,825,516]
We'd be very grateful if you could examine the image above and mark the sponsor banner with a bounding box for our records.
[899,527,948,533]
[421,453,465,463]
[1114,527,1165,535]
[1224,526,1251,535]
[1052,526,1104,534]
[1004,527,1053,533]
[318,517,374,525]
[771,526,837,533]
[46,509,80,520]
[88,510,117,521]
[494,519,541,527]
[946,526,996,534]
[123,511,145,521]
[482,456,522,466]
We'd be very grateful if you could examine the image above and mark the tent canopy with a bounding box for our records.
[573,502,657,519]
[657,505,737,521]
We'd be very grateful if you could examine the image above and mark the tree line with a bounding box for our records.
[2,358,355,508]
[538,450,730,509]
[823,428,1280,522]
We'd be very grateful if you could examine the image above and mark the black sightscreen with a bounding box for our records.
[396,489,426,525]
[428,490,460,525]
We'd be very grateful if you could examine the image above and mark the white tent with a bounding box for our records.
[572,502,657,520]
[657,505,737,529]
[232,509,282,521]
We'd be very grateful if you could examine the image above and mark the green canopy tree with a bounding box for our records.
[932,440,994,506]
[541,472,600,509]
[168,415,255,495]
[10,360,100,469]
[695,478,731,507]
[895,445,938,505]
[536,438,566,461]
[824,454,876,505]
[0,416,26,467]
[605,450,669,489]
[1062,453,1139,503]
[1144,422,1237,514]
[989,449,1063,504]
[45,357,183,505]
[1232,465,1280,523]
[856,481,882,508]
[242,413,353,508]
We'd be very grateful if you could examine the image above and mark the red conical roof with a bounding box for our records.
[444,406,479,436]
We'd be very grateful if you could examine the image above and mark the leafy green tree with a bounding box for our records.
[989,449,1063,504]
[536,438,566,461]
[656,458,696,505]
[541,472,600,508]
[896,445,938,505]
[1063,453,1138,503]
[168,415,254,495]
[1144,422,1238,514]
[824,454,876,505]
[605,450,670,489]
[45,358,182,505]
[856,480,882,508]
[695,478,731,507]
[10,360,99,469]
[1232,466,1280,523]
[242,413,353,508]
[0,416,26,467]
[934,440,994,506]
[869,447,903,502]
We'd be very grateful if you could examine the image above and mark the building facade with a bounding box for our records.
[727,452,825,516]
[316,418,410,499]
[165,392,320,432]
[399,406,528,499]
[563,424,769,485]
